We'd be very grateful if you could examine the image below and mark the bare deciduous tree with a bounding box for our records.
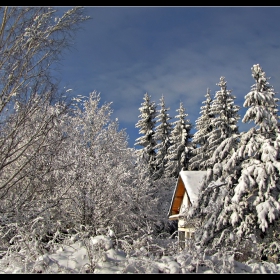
[0,6,89,242]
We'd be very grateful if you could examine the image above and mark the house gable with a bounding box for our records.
[168,170,207,220]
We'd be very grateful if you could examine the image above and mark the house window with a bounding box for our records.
[186,231,194,239]
[179,229,195,250]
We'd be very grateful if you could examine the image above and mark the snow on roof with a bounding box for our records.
[168,170,207,217]
[179,170,207,204]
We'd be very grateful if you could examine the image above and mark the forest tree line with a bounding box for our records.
[134,63,280,262]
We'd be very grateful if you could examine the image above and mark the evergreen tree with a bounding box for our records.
[153,95,173,179]
[222,64,280,259]
[189,88,214,170]
[186,77,241,255]
[243,64,279,135]
[165,101,193,177]
[189,64,280,262]
[134,93,157,174]
[204,76,240,169]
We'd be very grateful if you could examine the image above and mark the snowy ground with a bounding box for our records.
[1,235,280,274]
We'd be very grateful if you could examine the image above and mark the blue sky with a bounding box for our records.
[57,6,280,148]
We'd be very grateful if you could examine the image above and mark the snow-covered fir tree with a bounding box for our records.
[153,95,173,179]
[165,101,193,178]
[188,64,280,262]
[189,88,214,170]
[134,93,157,174]
[243,63,279,135]
[185,77,241,256]
[203,76,240,169]
[222,64,280,259]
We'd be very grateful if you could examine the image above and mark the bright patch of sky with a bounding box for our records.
[57,6,280,147]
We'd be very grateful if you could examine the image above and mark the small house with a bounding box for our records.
[168,170,207,249]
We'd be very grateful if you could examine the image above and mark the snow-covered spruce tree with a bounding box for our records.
[189,88,214,170]
[222,64,280,260]
[204,76,240,170]
[153,95,173,179]
[134,93,157,175]
[190,64,280,262]
[165,101,193,178]
[242,64,279,135]
[198,77,241,183]
[185,76,241,254]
